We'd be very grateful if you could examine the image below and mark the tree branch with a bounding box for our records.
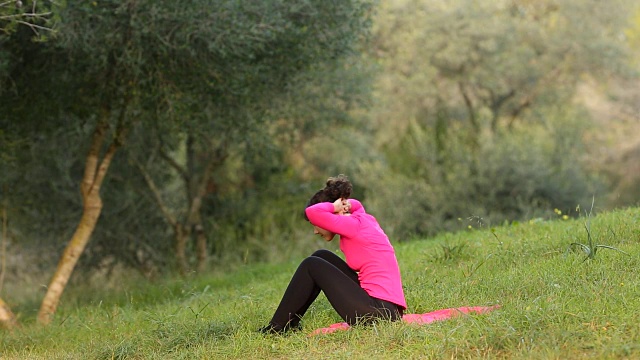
[134,160,178,227]
[91,94,131,194]
[458,82,478,133]
[159,148,189,183]
[186,138,228,225]
[0,0,53,35]
[507,52,569,129]
[81,118,109,198]
[489,88,516,132]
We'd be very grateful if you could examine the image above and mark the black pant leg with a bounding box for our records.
[310,249,359,284]
[269,256,383,329]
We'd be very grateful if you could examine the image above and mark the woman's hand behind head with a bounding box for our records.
[333,198,351,215]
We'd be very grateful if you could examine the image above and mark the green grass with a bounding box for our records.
[1,207,639,359]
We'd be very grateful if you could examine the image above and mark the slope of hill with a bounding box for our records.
[1,207,639,359]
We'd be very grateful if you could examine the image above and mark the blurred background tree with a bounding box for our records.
[354,0,639,239]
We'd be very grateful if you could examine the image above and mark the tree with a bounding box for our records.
[126,0,375,275]
[355,0,637,238]
[371,0,634,142]
[133,123,228,275]
[1,0,374,325]
[0,297,17,330]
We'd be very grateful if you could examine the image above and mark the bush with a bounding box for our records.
[357,108,603,240]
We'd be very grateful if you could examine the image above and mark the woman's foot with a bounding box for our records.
[258,323,284,334]
[257,322,301,335]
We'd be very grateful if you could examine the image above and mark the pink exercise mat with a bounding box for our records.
[310,305,500,336]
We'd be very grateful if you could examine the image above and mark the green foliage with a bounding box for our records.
[0,125,86,251]
[371,0,635,133]
[202,168,331,265]
[1,207,638,359]
[50,0,373,100]
[0,123,172,276]
[355,0,638,240]
[357,100,603,240]
[0,0,376,276]
[0,0,55,38]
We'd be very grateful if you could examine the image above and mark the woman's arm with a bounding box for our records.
[305,202,359,238]
[346,199,364,214]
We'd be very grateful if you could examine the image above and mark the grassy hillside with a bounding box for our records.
[1,207,639,359]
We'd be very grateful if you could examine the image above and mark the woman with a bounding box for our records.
[259,175,406,334]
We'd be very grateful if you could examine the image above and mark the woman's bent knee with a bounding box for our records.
[300,255,324,270]
[311,249,333,258]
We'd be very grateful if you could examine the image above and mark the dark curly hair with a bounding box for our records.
[304,174,353,221]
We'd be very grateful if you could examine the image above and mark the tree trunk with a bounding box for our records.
[195,223,207,273]
[188,143,224,274]
[175,224,189,276]
[37,202,102,325]
[37,117,125,325]
[0,297,18,330]
[145,134,224,276]
[1,189,8,292]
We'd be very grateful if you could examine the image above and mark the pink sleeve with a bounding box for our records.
[305,202,358,238]
[348,199,365,214]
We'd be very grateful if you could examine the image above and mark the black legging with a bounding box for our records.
[268,249,402,330]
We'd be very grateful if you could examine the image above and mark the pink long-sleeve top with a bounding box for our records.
[305,199,407,310]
